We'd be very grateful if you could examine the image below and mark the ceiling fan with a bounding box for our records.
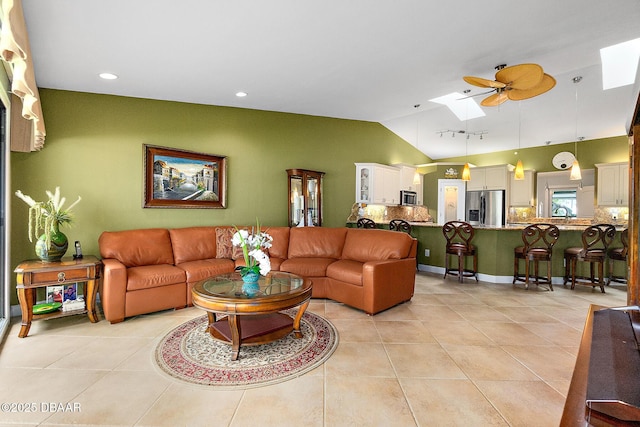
[463,63,556,106]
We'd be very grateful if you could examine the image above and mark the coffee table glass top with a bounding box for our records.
[196,271,308,299]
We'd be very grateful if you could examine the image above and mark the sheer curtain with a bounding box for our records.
[0,0,45,151]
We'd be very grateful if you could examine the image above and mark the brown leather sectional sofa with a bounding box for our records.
[98,226,417,323]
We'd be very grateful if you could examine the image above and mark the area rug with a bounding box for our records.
[153,309,338,389]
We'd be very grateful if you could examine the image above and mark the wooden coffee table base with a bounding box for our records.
[207,300,309,361]
[192,272,312,361]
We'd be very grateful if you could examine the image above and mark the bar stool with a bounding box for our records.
[607,228,628,285]
[513,224,559,291]
[563,224,616,293]
[389,219,412,234]
[442,221,478,283]
[356,218,376,229]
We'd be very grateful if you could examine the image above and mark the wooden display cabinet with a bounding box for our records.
[287,169,324,227]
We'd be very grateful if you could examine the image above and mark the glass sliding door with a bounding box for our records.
[0,102,7,339]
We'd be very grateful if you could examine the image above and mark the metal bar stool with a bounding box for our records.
[607,228,628,285]
[442,221,478,283]
[513,224,559,291]
[356,218,376,229]
[563,224,616,293]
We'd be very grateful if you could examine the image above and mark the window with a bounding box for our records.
[551,190,577,218]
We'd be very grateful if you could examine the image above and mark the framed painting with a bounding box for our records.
[143,145,227,208]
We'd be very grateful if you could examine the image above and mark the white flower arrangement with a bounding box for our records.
[15,187,81,247]
[232,221,273,277]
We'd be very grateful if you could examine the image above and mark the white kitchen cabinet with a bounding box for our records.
[416,173,424,205]
[509,170,535,207]
[466,165,510,191]
[393,164,419,191]
[355,163,400,205]
[596,162,629,206]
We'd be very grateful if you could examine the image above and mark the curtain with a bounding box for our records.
[0,0,45,150]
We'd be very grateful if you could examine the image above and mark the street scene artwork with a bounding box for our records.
[144,145,227,208]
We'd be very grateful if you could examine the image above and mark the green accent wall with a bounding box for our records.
[9,89,430,304]
[438,136,630,170]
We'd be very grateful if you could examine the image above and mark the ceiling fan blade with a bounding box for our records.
[481,92,508,107]
[495,63,543,90]
[464,76,507,89]
[507,73,557,101]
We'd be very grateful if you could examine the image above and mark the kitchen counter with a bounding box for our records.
[347,220,627,231]
[363,222,629,284]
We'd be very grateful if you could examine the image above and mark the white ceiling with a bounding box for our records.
[21,0,640,160]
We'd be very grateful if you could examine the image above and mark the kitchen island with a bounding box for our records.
[349,220,628,285]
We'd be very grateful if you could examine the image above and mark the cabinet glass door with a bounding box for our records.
[289,175,304,226]
[307,176,319,226]
[287,169,324,227]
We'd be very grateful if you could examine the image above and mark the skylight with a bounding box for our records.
[600,38,640,90]
[429,93,485,121]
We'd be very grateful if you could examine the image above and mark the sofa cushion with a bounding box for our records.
[264,226,290,259]
[126,264,186,291]
[99,228,174,268]
[215,227,246,260]
[326,259,363,286]
[280,257,337,277]
[177,258,235,284]
[170,226,217,264]
[288,227,347,259]
[215,227,235,259]
[342,229,412,263]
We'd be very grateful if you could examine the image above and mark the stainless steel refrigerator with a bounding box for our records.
[465,190,505,227]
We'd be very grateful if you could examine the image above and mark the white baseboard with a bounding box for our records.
[417,263,566,285]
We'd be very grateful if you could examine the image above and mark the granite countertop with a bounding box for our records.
[347,221,627,231]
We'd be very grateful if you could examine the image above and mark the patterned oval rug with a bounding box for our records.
[153,310,338,389]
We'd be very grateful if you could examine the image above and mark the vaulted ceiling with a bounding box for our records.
[21,0,640,159]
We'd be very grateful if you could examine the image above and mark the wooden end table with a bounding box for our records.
[14,255,103,338]
[191,271,312,361]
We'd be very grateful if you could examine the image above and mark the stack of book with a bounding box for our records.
[62,298,85,312]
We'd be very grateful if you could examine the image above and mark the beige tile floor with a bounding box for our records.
[0,273,628,426]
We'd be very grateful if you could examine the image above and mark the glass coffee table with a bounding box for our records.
[191,271,312,361]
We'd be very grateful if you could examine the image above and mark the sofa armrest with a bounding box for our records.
[361,258,416,315]
[100,258,128,323]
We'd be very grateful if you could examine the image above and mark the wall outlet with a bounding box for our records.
[424,249,430,257]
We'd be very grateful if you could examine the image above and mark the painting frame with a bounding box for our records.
[143,144,227,209]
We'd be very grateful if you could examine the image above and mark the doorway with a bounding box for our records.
[437,179,466,224]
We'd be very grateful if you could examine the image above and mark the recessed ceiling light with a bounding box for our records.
[99,73,118,80]
[236,92,248,97]
[600,38,640,90]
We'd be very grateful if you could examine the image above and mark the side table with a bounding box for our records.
[14,255,103,338]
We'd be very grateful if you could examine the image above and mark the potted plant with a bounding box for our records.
[15,187,81,261]
[232,220,273,287]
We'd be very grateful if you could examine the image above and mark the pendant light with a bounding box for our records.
[462,156,471,181]
[569,76,582,181]
[461,95,471,181]
[514,102,525,180]
[569,140,582,180]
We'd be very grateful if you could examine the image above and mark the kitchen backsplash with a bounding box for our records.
[347,203,432,223]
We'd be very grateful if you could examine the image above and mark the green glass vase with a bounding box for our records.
[35,222,68,262]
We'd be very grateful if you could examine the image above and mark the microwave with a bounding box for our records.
[400,190,418,206]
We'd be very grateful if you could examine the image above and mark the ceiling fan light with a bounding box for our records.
[514,160,525,180]
[462,163,471,181]
[569,160,582,180]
